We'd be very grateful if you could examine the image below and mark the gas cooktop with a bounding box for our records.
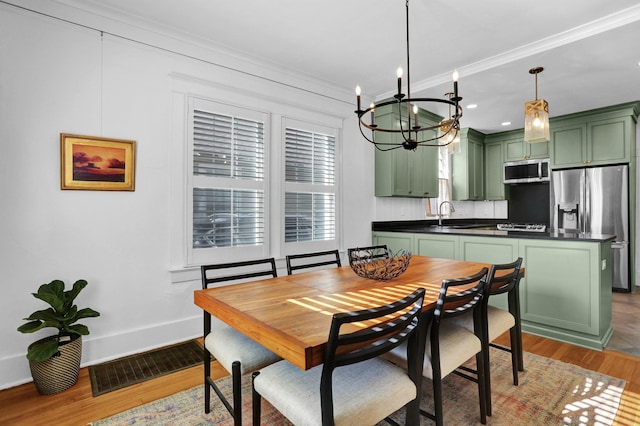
[496,223,547,232]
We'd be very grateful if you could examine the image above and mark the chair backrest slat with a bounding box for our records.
[286,250,341,275]
[485,257,523,298]
[201,258,277,290]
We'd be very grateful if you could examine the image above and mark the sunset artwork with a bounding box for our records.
[60,134,136,191]
[73,144,126,182]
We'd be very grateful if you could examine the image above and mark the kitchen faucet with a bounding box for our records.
[438,201,455,226]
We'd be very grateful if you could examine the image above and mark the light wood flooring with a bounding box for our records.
[1,332,640,426]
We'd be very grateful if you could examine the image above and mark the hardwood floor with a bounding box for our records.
[1,333,639,425]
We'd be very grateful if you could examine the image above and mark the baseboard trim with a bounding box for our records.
[0,315,201,391]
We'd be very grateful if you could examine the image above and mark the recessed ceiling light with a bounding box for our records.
[501,121,511,126]
[467,104,478,109]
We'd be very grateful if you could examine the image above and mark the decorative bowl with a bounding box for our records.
[349,249,412,281]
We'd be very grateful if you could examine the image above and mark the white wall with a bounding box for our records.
[0,2,372,389]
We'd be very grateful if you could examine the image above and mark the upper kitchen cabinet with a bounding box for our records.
[483,140,508,200]
[374,104,441,198]
[451,128,484,201]
[550,102,640,169]
[500,129,549,162]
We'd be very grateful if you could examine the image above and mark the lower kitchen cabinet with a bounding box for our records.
[518,238,612,349]
[415,234,459,259]
[371,231,613,350]
[371,231,413,254]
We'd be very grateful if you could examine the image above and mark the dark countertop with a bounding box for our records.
[372,220,616,243]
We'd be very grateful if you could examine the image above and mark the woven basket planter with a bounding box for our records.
[28,334,82,395]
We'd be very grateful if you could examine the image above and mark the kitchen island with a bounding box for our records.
[372,221,615,351]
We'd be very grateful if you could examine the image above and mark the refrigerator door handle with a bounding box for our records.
[611,241,628,249]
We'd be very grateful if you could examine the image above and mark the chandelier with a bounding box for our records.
[354,0,463,151]
[524,66,550,143]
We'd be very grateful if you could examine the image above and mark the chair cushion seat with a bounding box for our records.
[448,306,516,341]
[205,326,281,374]
[384,320,481,379]
[253,357,417,426]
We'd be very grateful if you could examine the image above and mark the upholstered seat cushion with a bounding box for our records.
[253,357,417,426]
[384,320,481,379]
[448,306,515,341]
[205,326,281,375]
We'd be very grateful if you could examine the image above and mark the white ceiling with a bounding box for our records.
[60,0,640,133]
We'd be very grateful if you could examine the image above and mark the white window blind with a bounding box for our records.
[192,107,265,249]
[284,127,336,243]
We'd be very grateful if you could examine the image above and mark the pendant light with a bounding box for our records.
[524,67,550,143]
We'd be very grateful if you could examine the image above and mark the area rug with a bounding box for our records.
[90,350,625,425]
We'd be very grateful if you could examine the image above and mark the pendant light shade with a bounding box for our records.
[524,67,550,144]
[439,92,461,153]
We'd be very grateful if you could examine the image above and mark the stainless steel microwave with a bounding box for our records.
[503,158,550,184]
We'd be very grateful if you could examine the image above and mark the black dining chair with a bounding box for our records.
[201,258,282,426]
[347,245,390,265]
[252,287,427,426]
[285,249,342,275]
[448,257,524,415]
[384,267,490,426]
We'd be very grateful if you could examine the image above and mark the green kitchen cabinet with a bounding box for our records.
[415,234,458,259]
[518,238,612,349]
[483,140,508,200]
[549,122,586,168]
[460,236,520,310]
[372,231,413,254]
[503,133,549,161]
[374,106,440,198]
[370,230,614,350]
[550,102,638,169]
[451,128,484,201]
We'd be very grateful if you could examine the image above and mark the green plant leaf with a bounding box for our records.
[17,321,44,333]
[63,279,88,312]
[33,280,65,312]
[23,308,60,322]
[27,338,59,362]
[76,307,101,319]
[67,324,90,335]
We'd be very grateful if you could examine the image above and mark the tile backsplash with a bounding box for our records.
[374,197,508,222]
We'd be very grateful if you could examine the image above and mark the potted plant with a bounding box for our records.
[17,279,100,394]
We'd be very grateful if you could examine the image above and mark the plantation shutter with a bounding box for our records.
[192,109,265,248]
[284,127,336,243]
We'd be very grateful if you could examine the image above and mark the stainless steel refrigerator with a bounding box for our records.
[550,164,630,291]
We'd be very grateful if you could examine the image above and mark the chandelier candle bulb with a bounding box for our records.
[370,103,376,126]
[397,67,403,97]
[355,85,361,111]
[453,69,459,99]
[413,104,418,127]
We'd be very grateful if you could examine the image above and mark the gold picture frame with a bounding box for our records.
[60,133,136,191]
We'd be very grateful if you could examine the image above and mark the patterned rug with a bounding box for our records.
[90,350,625,425]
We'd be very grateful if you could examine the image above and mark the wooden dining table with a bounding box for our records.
[193,255,492,371]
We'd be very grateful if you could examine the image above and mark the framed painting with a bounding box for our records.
[60,133,136,191]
